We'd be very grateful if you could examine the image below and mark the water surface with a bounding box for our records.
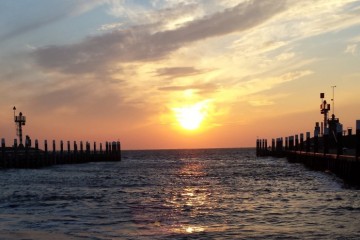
[0,148,359,239]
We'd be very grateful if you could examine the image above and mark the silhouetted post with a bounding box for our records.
[300,133,304,152]
[117,141,121,161]
[264,139,267,154]
[25,137,29,149]
[289,136,294,151]
[44,140,48,153]
[74,141,77,153]
[306,132,310,152]
[94,142,97,154]
[356,120,360,160]
[314,126,319,153]
[336,124,343,156]
[80,141,83,153]
[1,138,5,159]
[14,139,18,148]
[51,140,56,165]
[59,140,64,164]
[35,139,39,150]
[106,141,109,154]
[60,140,64,153]
[285,137,288,150]
[323,128,329,155]
[100,143,103,154]
[52,140,56,153]
[272,139,275,152]
[86,142,90,154]
[67,141,70,153]
[295,135,299,151]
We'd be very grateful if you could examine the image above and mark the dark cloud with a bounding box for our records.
[158,83,218,94]
[155,67,206,78]
[32,0,287,75]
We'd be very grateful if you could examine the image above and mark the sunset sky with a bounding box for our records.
[0,0,360,150]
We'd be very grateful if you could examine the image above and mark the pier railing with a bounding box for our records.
[0,138,121,169]
[256,120,360,185]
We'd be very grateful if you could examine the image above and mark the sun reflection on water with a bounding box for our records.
[168,158,212,235]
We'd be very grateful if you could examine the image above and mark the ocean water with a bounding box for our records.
[0,148,359,239]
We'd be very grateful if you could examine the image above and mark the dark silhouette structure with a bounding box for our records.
[256,91,360,186]
[0,107,122,168]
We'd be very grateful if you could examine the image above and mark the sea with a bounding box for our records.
[0,148,359,239]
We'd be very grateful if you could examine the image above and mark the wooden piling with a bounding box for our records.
[356,120,360,160]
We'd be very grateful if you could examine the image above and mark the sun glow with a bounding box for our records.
[173,101,209,130]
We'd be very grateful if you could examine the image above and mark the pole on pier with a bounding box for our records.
[289,136,294,151]
[295,135,299,151]
[94,142,97,154]
[1,138,5,159]
[314,123,320,153]
[44,140,48,153]
[60,140,64,153]
[264,139,267,153]
[86,142,90,154]
[300,133,304,152]
[67,141,70,153]
[306,132,310,152]
[336,124,343,156]
[14,139,18,148]
[53,140,56,153]
[117,141,121,161]
[323,128,329,154]
[35,139,39,150]
[356,120,360,160]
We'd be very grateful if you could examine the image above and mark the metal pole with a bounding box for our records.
[331,85,336,116]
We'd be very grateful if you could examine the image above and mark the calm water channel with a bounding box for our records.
[0,148,359,239]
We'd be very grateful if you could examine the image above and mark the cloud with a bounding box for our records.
[155,67,206,79]
[32,0,287,75]
[0,1,102,42]
[344,44,358,56]
[158,83,218,93]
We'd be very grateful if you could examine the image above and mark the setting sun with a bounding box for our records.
[173,101,209,130]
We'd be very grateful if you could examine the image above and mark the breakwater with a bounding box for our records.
[256,121,360,186]
[1,138,121,169]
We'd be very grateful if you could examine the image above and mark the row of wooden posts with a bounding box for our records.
[256,121,360,185]
[0,138,121,169]
[256,122,360,158]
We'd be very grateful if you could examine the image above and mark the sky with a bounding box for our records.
[0,0,360,150]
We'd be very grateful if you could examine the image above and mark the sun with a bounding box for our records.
[172,101,209,130]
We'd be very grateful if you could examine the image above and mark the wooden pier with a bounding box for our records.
[0,139,121,169]
[256,121,360,186]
